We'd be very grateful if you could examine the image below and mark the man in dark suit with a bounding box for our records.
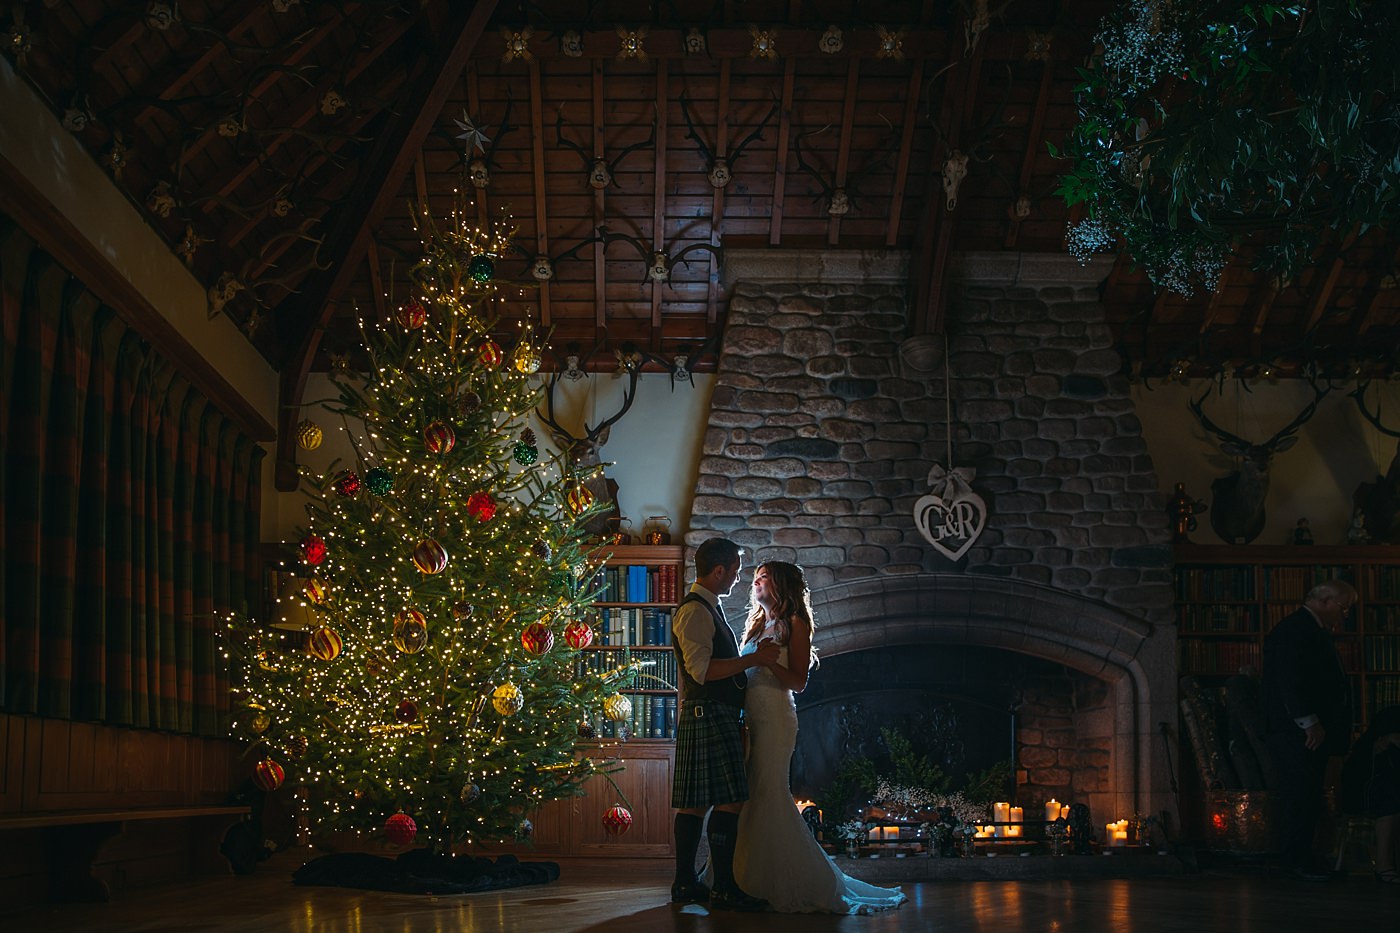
[1263,579,1356,881]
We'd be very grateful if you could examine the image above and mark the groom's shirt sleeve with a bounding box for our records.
[673,598,714,685]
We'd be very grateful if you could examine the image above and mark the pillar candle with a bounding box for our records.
[1010,806,1023,824]
[1045,799,1061,822]
[1061,805,1071,820]
[993,801,1010,837]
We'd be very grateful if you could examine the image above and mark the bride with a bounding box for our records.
[730,560,907,914]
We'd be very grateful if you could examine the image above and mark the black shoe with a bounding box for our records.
[1290,866,1332,883]
[670,880,710,904]
[710,887,768,912]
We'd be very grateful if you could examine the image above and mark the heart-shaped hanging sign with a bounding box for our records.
[914,464,987,562]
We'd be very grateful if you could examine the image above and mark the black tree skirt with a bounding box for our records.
[293,850,560,895]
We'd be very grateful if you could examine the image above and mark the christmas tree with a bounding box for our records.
[227,206,631,852]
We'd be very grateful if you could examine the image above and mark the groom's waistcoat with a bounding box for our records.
[675,592,745,707]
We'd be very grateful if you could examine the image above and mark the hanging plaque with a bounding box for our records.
[914,464,987,561]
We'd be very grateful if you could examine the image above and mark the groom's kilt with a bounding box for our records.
[672,700,748,808]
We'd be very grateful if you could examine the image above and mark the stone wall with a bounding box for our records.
[689,250,1180,823]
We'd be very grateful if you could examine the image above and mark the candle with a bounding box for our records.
[993,801,1009,837]
[1061,805,1071,820]
[1045,799,1061,822]
[1106,819,1129,846]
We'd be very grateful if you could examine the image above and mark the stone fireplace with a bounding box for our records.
[688,250,1179,828]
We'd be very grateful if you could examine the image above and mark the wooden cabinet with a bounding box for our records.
[477,546,685,858]
[1174,543,1400,729]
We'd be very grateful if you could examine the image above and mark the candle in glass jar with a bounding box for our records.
[1044,799,1061,822]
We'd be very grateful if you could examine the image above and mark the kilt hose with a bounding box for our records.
[672,700,748,809]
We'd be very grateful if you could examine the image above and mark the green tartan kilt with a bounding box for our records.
[672,700,748,809]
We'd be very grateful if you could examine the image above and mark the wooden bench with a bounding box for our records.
[0,805,251,902]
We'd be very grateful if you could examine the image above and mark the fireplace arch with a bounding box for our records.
[809,573,1164,823]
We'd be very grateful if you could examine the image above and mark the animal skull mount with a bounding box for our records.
[531,256,554,281]
[647,251,671,282]
[708,157,732,189]
[942,150,970,211]
[468,158,490,189]
[588,158,612,190]
[827,188,850,216]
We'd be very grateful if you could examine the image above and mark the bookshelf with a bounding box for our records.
[588,545,684,741]
[1174,544,1400,728]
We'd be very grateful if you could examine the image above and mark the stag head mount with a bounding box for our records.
[597,225,721,285]
[1189,380,1329,544]
[679,92,779,189]
[791,118,896,216]
[555,106,656,190]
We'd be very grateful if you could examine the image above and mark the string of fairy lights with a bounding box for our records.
[225,204,647,850]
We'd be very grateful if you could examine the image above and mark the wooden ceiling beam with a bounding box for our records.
[591,59,607,336]
[885,60,924,248]
[199,17,413,211]
[221,71,406,255]
[1004,57,1055,248]
[529,58,551,329]
[827,59,860,247]
[124,0,285,131]
[273,0,498,491]
[768,59,796,247]
[366,238,387,324]
[705,60,727,329]
[1250,274,1283,337]
[476,27,956,62]
[1355,246,1400,338]
[908,28,986,336]
[1198,265,1233,334]
[467,64,490,228]
[1302,227,1359,334]
[178,10,357,174]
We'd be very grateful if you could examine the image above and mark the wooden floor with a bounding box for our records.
[5,855,1397,932]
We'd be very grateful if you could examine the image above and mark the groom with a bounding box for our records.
[670,537,778,911]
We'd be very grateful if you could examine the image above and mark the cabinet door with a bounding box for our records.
[574,746,675,857]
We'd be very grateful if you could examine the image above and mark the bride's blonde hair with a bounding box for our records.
[743,560,818,670]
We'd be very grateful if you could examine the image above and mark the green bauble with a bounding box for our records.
[365,467,393,496]
[467,254,495,282]
[513,442,538,466]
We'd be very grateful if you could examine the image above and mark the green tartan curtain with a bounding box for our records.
[0,214,263,736]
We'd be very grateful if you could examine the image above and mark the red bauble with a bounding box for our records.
[602,804,633,836]
[466,492,497,521]
[412,538,448,574]
[253,757,285,792]
[566,484,594,515]
[521,622,554,656]
[384,812,417,846]
[300,534,327,566]
[395,698,419,723]
[478,340,503,369]
[334,471,361,497]
[423,421,456,455]
[564,619,594,650]
[396,300,427,330]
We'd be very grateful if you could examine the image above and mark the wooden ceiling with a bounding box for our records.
[5,1,1399,409]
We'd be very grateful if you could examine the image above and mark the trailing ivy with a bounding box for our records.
[1054,0,1400,296]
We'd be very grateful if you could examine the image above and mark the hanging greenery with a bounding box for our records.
[1053,0,1400,296]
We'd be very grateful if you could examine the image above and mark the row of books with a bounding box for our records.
[596,607,673,647]
[1177,605,1259,634]
[1260,565,1352,601]
[1363,636,1400,671]
[1365,566,1400,600]
[576,646,679,691]
[1178,640,1261,676]
[1175,567,1256,601]
[594,564,681,603]
[593,694,679,740]
[1367,677,1400,713]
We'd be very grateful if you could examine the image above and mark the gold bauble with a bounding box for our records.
[296,419,324,450]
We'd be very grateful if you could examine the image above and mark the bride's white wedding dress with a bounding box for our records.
[732,638,907,914]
